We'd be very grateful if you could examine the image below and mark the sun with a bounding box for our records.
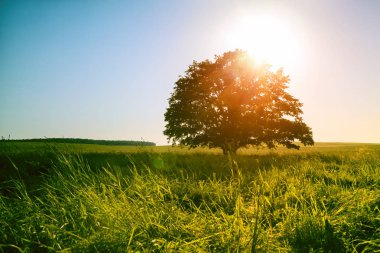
[226,14,300,71]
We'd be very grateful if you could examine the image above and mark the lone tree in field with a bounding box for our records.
[164,50,314,154]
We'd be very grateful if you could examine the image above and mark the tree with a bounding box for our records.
[164,50,314,154]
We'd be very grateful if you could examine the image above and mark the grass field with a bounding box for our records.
[0,142,379,252]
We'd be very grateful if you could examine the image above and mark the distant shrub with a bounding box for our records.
[5,138,156,146]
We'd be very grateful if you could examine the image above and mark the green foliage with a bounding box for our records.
[0,143,379,252]
[164,50,314,154]
[4,138,156,146]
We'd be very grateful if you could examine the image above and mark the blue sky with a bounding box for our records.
[1,0,380,144]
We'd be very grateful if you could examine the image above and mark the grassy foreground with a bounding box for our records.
[0,143,379,252]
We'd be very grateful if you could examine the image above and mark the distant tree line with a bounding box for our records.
[3,138,156,146]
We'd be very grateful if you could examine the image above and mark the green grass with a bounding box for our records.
[0,142,379,252]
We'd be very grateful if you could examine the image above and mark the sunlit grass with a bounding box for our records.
[0,141,376,155]
[0,143,379,252]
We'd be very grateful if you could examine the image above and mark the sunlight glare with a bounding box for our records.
[226,14,300,71]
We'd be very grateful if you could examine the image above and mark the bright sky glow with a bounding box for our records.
[226,14,300,71]
[1,0,380,144]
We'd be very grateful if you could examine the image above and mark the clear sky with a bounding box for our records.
[1,0,380,145]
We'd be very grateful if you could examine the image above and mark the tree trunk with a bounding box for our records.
[221,145,238,156]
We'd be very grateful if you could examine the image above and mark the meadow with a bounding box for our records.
[0,142,379,252]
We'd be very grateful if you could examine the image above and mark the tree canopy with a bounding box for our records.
[164,50,314,154]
